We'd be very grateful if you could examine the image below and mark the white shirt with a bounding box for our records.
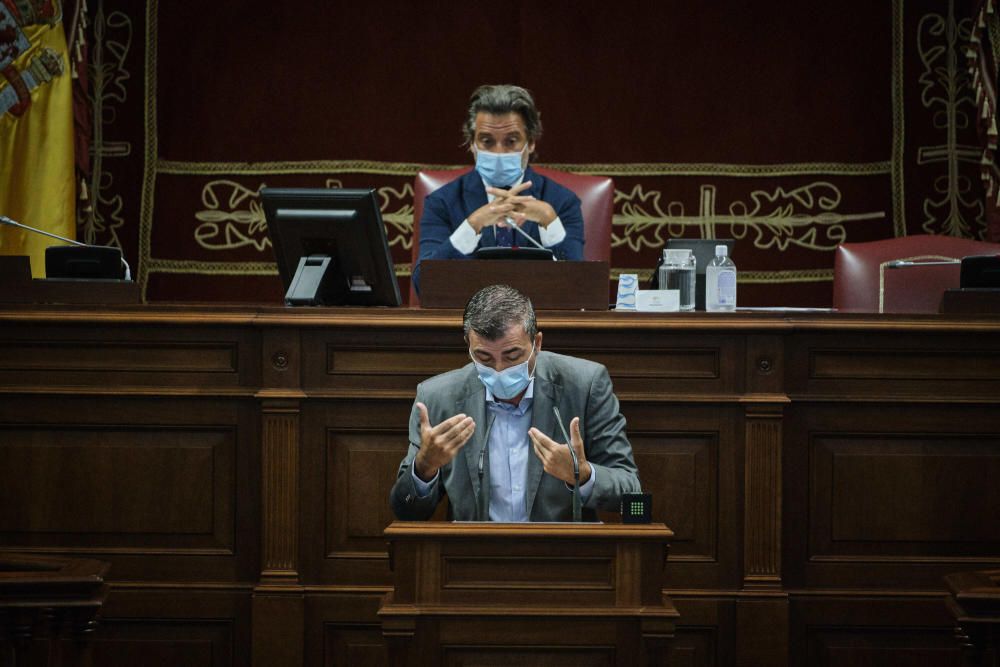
[448,175,567,255]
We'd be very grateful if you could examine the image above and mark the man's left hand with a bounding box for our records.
[487,182,558,228]
[529,416,591,486]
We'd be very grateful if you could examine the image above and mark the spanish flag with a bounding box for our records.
[0,1,76,277]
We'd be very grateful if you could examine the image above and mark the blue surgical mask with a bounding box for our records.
[470,344,535,400]
[474,145,526,188]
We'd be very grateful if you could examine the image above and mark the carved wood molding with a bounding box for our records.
[744,405,783,589]
[261,405,299,582]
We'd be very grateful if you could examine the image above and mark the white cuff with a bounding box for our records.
[450,220,482,255]
[539,216,566,247]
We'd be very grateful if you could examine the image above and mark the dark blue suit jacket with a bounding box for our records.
[412,166,585,293]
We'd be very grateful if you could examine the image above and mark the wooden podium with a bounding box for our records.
[420,259,610,310]
[378,522,678,666]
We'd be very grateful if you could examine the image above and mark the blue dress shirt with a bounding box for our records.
[411,379,596,521]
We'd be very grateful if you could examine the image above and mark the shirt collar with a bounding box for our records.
[484,377,535,414]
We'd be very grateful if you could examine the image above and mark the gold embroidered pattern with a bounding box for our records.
[79,0,132,250]
[916,2,986,238]
[613,183,885,254]
[191,178,414,254]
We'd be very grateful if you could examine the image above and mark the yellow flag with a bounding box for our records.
[0,6,75,278]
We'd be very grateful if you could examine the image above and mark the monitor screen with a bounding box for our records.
[262,188,402,307]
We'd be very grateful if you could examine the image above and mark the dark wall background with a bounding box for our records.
[78,0,990,306]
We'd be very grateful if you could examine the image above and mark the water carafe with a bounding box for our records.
[658,249,696,311]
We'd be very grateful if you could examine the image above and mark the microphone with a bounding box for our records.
[887,259,961,268]
[504,218,558,260]
[478,445,487,522]
[552,405,582,522]
[476,414,496,522]
[0,215,132,280]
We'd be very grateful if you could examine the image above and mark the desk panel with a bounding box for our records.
[1,305,997,666]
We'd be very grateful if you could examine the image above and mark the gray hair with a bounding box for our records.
[462,84,543,149]
[463,284,537,341]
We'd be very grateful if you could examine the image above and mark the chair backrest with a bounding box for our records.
[832,234,1000,312]
[409,167,614,305]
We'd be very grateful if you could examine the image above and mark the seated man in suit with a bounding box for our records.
[390,284,640,521]
[411,84,585,293]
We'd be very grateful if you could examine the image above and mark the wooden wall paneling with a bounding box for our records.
[252,592,304,667]
[736,595,789,667]
[738,401,789,667]
[0,319,260,391]
[92,585,253,667]
[260,397,301,582]
[254,396,305,667]
[784,403,1000,590]
[304,592,387,667]
[785,329,1000,400]
[624,402,740,592]
[743,403,784,590]
[668,596,737,667]
[300,326,466,397]
[254,326,306,666]
[544,329,743,398]
[299,398,411,587]
[788,595,961,667]
[0,395,258,583]
[6,307,1000,666]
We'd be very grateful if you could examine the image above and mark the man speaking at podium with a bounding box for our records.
[390,285,641,521]
[411,85,585,293]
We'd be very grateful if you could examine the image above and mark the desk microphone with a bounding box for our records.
[552,405,582,522]
[886,259,960,268]
[504,217,558,261]
[0,215,132,280]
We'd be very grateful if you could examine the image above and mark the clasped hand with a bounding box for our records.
[467,181,558,233]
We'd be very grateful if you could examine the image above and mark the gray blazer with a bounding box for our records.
[390,351,641,521]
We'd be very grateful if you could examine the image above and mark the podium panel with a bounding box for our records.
[378,522,678,666]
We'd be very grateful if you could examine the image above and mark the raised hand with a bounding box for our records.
[528,416,591,486]
[412,402,476,481]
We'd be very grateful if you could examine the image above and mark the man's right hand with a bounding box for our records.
[412,402,476,481]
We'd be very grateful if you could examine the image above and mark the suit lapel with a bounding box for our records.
[462,173,496,248]
[526,354,560,517]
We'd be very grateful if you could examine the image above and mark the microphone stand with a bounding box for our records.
[505,217,558,261]
[552,406,582,522]
[0,215,132,280]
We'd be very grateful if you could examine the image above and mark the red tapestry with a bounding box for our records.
[76,1,992,306]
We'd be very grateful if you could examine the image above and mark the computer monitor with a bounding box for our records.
[262,188,402,306]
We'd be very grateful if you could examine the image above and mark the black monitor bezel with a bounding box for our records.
[261,187,402,307]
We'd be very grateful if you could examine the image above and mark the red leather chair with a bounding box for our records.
[832,234,1000,312]
[409,167,614,306]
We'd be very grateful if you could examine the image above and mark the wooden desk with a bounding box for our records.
[0,553,108,667]
[1,305,998,666]
[945,569,1000,667]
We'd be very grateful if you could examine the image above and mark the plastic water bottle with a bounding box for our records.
[706,245,736,311]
